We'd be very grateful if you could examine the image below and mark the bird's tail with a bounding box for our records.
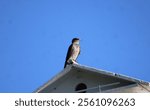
[64,61,67,68]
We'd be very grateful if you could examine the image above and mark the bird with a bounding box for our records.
[64,38,80,68]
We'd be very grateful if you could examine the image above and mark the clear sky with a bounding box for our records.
[0,0,150,92]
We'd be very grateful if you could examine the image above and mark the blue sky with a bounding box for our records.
[0,0,150,92]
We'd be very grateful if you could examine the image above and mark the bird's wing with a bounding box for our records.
[64,44,73,68]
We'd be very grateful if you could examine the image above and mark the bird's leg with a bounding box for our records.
[67,59,78,65]
[72,60,78,64]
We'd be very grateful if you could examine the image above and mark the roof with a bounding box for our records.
[35,64,150,92]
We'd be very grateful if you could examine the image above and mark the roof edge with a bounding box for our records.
[72,64,150,86]
[34,65,72,92]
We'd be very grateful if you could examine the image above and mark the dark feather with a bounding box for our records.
[64,44,73,68]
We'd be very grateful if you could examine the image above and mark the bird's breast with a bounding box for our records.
[71,45,80,60]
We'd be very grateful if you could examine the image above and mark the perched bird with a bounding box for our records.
[64,38,80,68]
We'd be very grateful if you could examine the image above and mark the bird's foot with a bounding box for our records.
[72,60,78,65]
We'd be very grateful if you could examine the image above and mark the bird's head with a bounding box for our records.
[72,38,80,45]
